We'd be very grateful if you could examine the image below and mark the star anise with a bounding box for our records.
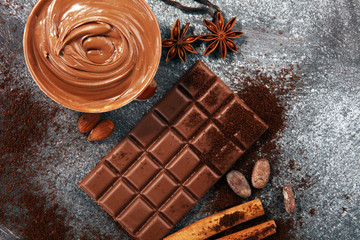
[162,19,199,63]
[200,12,243,60]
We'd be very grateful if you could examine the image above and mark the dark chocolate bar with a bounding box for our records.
[79,60,268,240]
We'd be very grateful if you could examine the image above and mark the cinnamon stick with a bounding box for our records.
[215,220,277,240]
[164,199,265,240]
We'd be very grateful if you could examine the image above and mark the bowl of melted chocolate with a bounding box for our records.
[23,0,161,112]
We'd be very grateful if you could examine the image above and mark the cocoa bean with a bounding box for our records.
[283,183,296,214]
[226,170,251,198]
[251,158,270,189]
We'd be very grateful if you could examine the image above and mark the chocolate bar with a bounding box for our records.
[78,60,268,240]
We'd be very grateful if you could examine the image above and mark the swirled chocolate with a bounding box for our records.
[24,0,161,112]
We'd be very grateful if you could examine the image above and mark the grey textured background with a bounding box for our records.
[1,0,359,239]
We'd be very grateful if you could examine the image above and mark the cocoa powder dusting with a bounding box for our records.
[199,127,228,174]
[219,211,244,227]
[207,65,302,240]
[309,209,316,215]
[212,211,244,232]
[221,102,267,144]
[20,194,70,240]
[0,53,71,239]
[204,87,219,106]
[0,87,53,154]
[185,111,202,128]
[0,52,111,239]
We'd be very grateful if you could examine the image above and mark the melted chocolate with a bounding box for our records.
[24,0,161,112]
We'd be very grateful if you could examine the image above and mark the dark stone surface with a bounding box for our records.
[0,0,359,239]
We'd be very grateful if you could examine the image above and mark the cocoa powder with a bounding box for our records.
[212,211,245,232]
[185,111,203,127]
[309,209,316,215]
[207,64,302,239]
[219,211,245,227]
[20,193,71,240]
[204,87,219,106]
[221,101,267,144]
[1,52,113,239]
[0,53,71,239]
[197,125,236,176]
